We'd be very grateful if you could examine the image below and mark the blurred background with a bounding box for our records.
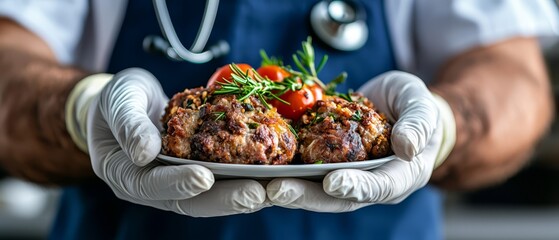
[436,42,559,240]
[3,4,559,240]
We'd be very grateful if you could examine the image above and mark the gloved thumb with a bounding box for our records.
[97,68,168,166]
[358,71,438,161]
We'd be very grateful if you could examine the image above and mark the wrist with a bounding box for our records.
[65,73,113,153]
[431,93,456,169]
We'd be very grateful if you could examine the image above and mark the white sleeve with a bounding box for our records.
[404,0,559,81]
[0,0,88,64]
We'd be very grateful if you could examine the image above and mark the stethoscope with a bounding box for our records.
[143,0,368,64]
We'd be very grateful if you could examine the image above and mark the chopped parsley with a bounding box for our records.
[351,110,363,122]
[248,122,259,129]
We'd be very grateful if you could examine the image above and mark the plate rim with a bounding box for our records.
[156,154,396,178]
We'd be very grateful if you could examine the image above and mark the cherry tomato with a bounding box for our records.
[271,87,315,121]
[207,63,252,87]
[306,83,324,101]
[256,65,290,82]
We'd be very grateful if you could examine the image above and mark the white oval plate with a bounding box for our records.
[157,154,396,180]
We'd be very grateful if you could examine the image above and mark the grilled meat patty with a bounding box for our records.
[297,95,392,164]
[161,87,297,165]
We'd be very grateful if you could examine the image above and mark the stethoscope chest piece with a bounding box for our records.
[310,0,368,51]
[146,0,370,63]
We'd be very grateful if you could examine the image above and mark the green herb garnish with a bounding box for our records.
[214,64,295,109]
[310,115,325,125]
[185,99,194,108]
[213,111,226,121]
[248,122,259,129]
[337,90,354,102]
[260,50,284,67]
[216,38,357,112]
[290,37,328,89]
[287,124,298,139]
[325,72,348,96]
[351,110,362,122]
[242,102,255,111]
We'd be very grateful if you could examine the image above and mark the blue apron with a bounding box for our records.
[50,1,443,239]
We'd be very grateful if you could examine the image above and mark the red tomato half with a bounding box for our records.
[271,87,315,121]
[256,65,290,82]
[207,63,252,87]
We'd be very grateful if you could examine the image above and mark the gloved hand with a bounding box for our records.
[267,71,455,212]
[66,68,269,217]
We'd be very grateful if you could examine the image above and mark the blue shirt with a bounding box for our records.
[50,1,443,239]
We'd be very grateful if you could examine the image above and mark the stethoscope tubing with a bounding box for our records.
[150,0,229,63]
[145,0,366,64]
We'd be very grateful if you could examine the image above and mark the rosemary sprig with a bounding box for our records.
[324,72,354,102]
[290,38,362,103]
[325,72,347,96]
[214,64,299,109]
[260,50,284,66]
[259,38,359,104]
[292,37,327,78]
[217,38,357,112]
[289,37,328,89]
[337,91,354,102]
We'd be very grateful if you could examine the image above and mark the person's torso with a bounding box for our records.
[51,1,442,239]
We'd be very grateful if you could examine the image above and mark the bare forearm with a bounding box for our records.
[429,37,553,190]
[0,19,93,185]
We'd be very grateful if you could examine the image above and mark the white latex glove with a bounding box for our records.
[267,71,455,212]
[66,68,269,217]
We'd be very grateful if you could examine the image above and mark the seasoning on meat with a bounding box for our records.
[297,94,392,164]
[161,87,298,165]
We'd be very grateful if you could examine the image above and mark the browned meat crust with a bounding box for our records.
[297,95,392,164]
[161,87,297,165]
[162,87,391,165]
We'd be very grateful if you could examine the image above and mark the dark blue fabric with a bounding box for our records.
[104,0,397,94]
[50,1,443,239]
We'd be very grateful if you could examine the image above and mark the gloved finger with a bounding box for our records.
[391,98,437,161]
[267,178,369,212]
[358,71,438,160]
[93,140,214,200]
[98,68,167,166]
[161,180,270,217]
[324,161,430,204]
